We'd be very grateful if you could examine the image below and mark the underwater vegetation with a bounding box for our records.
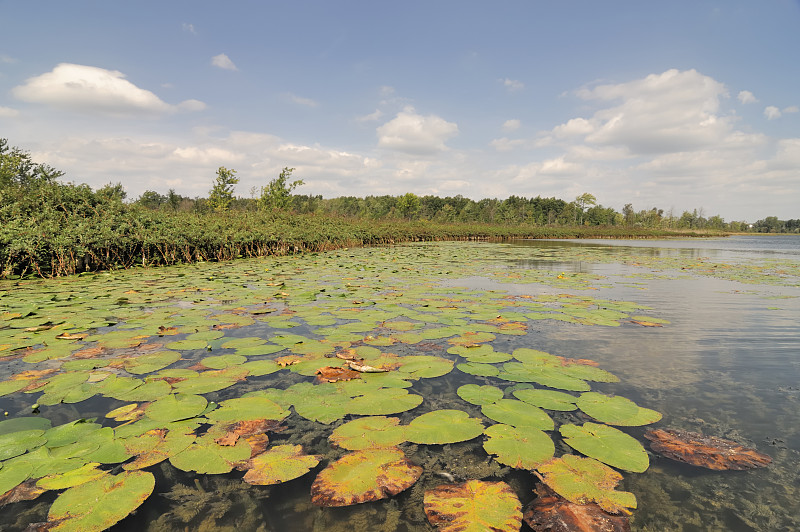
[0,242,781,530]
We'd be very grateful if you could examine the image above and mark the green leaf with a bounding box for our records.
[575,392,662,426]
[483,424,554,469]
[242,445,321,485]
[145,393,208,422]
[205,396,289,423]
[405,410,484,444]
[457,384,504,406]
[512,388,577,411]
[329,417,407,450]
[481,399,554,431]
[169,434,250,474]
[37,462,109,490]
[347,388,423,416]
[560,422,650,473]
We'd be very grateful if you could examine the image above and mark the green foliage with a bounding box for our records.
[0,138,63,189]
[259,167,304,211]
[207,166,239,212]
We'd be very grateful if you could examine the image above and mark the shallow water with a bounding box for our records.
[1,236,798,531]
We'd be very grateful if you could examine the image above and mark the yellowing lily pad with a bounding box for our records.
[242,444,321,485]
[483,424,554,469]
[424,480,522,532]
[311,447,422,507]
[329,417,407,450]
[36,462,109,491]
[45,470,155,532]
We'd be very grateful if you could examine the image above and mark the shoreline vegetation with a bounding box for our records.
[0,138,771,279]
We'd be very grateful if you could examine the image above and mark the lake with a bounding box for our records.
[1,235,798,531]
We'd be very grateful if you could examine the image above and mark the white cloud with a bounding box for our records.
[0,54,16,64]
[287,93,318,107]
[357,109,383,122]
[764,106,781,120]
[0,106,19,117]
[379,86,395,97]
[783,105,799,114]
[211,53,238,71]
[182,23,197,34]
[489,137,526,152]
[737,90,757,104]
[502,119,521,132]
[500,78,524,92]
[178,99,207,112]
[377,106,458,155]
[11,63,193,116]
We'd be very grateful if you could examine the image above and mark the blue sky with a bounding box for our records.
[1,1,798,221]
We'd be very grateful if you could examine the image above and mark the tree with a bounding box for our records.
[136,190,166,209]
[573,193,597,224]
[208,166,239,212]
[0,138,64,189]
[259,167,304,211]
[396,192,421,219]
[96,182,127,202]
[167,189,181,211]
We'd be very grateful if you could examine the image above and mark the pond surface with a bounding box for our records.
[1,235,798,531]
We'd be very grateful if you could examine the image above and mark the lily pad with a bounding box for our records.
[347,388,424,416]
[535,455,637,514]
[405,410,485,445]
[424,480,522,532]
[498,362,590,392]
[329,417,407,450]
[523,482,631,532]
[483,424,554,469]
[36,462,109,491]
[146,393,208,423]
[513,389,577,411]
[456,362,500,377]
[169,434,251,474]
[481,399,554,431]
[643,428,772,470]
[45,470,155,532]
[560,423,649,473]
[311,447,422,507]
[242,444,321,485]
[206,396,289,423]
[575,392,662,426]
[457,384,504,406]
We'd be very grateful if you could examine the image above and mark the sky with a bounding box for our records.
[1,1,799,222]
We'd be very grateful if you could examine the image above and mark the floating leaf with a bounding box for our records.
[123,350,181,374]
[512,389,577,411]
[457,384,504,406]
[311,447,422,507]
[397,355,454,379]
[329,417,407,450]
[405,410,484,444]
[498,362,590,392]
[169,434,251,474]
[483,424,554,469]
[45,470,155,531]
[535,455,637,514]
[316,365,361,383]
[560,423,649,473]
[424,480,522,532]
[145,393,208,422]
[575,392,661,426]
[0,379,28,397]
[242,444,321,485]
[0,429,47,461]
[523,482,631,532]
[206,396,289,423]
[456,362,500,377]
[200,354,247,369]
[643,428,772,470]
[36,462,109,490]
[122,430,195,471]
[348,388,423,416]
[481,399,554,431]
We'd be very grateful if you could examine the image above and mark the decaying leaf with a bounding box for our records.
[241,444,320,486]
[643,428,772,470]
[535,455,637,514]
[424,479,522,531]
[524,483,631,532]
[347,360,390,373]
[0,479,46,507]
[316,366,361,382]
[311,447,422,507]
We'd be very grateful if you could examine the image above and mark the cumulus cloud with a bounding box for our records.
[11,63,203,117]
[783,105,799,114]
[211,53,238,71]
[489,137,526,152]
[377,106,458,155]
[182,23,197,34]
[502,119,521,132]
[764,106,781,120]
[0,106,19,117]
[500,78,524,92]
[737,90,757,104]
[357,109,383,122]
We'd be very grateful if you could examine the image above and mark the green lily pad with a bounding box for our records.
[169,374,239,395]
[146,393,208,422]
[560,422,650,473]
[560,364,619,383]
[535,455,637,514]
[37,462,109,490]
[242,444,321,485]
[457,362,500,377]
[0,379,28,397]
[498,362,590,392]
[0,417,52,436]
[483,424,554,469]
[311,447,422,507]
[575,392,662,426]
[329,417,407,450]
[424,480,522,531]
[512,389,578,411]
[0,429,47,461]
[169,434,251,474]
[165,339,208,351]
[124,351,181,375]
[45,470,155,531]
[347,388,424,416]
[481,399,554,431]
[457,384,504,406]
[200,354,247,369]
[396,355,454,379]
[206,396,289,423]
[405,410,485,444]
[122,430,195,471]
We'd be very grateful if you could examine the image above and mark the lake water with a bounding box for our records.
[1,235,798,531]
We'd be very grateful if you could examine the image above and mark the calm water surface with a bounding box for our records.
[1,235,798,531]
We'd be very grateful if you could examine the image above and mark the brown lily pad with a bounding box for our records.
[311,447,422,507]
[0,479,46,507]
[524,483,631,531]
[316,366,361,383]
[644,428,772,470]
